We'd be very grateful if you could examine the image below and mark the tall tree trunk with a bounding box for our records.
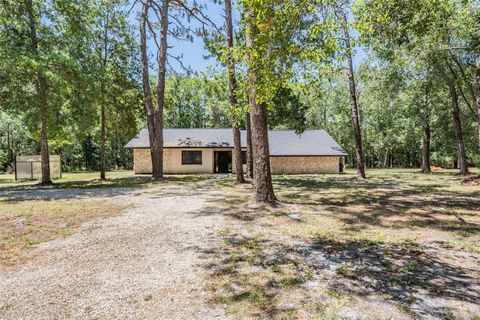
[100,99,106,180]
[422,88,431,173]
[6,123,13,165]
[153,0,170,181]
[245,7,276,203]
[225,0,245,183]
[421,107,431,173]
[246,112,254,179]
[25,0,51,184]
[448,84,469,175]
[140,0,161,179]
[476,60,480,150]
[336,2,366,180]
[383,149,389,168]
[99,13,110,180]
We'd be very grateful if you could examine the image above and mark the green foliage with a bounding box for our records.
[0,0,141,172]
[163,70,233,128]
[1,0,479,174]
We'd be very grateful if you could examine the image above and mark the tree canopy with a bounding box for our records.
[1,0,479,190]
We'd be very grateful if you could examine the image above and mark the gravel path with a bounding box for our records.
[0,180,230,320]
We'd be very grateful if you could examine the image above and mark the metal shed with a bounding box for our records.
[15,155,62,180]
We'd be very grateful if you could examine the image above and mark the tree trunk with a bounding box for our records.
[100,100,106,180]
[245,6,276,203]
[6,123,13,165]
[421,89,431,173]
[225,0,245,183]
[383,149,389,168]
[25,0,51,184]
[38,77,51,184]
[99,13,110,180]
[476,60,480,150]
[421,110,431,173]
[140,0,162,180]
[336,2,366,180]
[246,112,254,179]
[448,85,469,175]
[153,0,169,181]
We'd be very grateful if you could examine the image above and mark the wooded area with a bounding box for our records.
[1,0,479,202]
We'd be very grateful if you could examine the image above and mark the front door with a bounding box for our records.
[214,151,232,173]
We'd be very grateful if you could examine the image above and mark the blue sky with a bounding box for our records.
[130,1,366,74]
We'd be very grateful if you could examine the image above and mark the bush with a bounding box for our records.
[0,150,7,172]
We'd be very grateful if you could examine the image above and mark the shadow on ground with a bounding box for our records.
[274,174,480,238]
[205,230,479,319]
[0,175,213,201]
[203,172,480,319]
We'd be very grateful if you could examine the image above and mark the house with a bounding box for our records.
[125,128,347,174]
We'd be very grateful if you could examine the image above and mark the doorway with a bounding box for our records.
[214,151,232,173]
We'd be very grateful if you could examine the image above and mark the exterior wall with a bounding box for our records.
[165,148,214,174]
[134,148,214,174]
[134,149,341,175]
[133,149,153,174]
[270,156,340,174]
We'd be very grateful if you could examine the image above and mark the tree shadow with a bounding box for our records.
[273,175,480,238]
[310,236,479,318]
[204,231,479,319]
[0,174,215,202]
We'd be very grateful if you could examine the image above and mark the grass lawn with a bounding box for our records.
[207,168,480,319]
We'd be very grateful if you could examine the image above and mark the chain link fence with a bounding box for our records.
[15,155,62,180]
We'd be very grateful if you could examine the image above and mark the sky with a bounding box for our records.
[129,1,366,74]
[167,1,228,72]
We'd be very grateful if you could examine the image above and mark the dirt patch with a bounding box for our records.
[431,166,446,172]
[0,181,230,320]
[462,176,480,186]
[0,199,127,266]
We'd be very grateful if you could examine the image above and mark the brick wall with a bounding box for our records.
[134,148,341,175]
[133,149,152,174]
[270,156,340,174]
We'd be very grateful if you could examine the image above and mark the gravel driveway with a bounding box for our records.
[0,180,230,320]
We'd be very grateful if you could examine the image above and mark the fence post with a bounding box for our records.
[14,156,17,181]
[31,162,33,180]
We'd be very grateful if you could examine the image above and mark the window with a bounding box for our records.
[241,151,247,165]
[182,150,202,165]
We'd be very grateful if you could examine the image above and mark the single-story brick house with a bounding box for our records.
[125,128,347,174]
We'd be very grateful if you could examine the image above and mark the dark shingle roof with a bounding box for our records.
[125,128,347,156]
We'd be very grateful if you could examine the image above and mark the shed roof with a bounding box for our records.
[125,128,347,156]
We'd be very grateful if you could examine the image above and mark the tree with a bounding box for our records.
[333,0,366,179]
[25,0,51,184]
[139,0,166,181]
[355,0,475,174]
[86,0,137,179]
[139,0,216,181]
[243,3,276,202]
[225,0,245,183]
[1,0,87,184]
[421,83,432,173]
